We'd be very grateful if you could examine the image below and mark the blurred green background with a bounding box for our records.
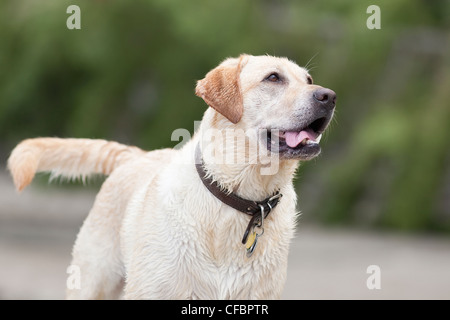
[0,0,449,233]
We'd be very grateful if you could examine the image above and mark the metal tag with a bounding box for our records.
[243,204,265,258]
[246,232,259,257]
[245,230,257,250]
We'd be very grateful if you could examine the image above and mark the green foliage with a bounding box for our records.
[0,0,449,232]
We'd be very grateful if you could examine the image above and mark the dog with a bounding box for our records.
[7,54,336,299]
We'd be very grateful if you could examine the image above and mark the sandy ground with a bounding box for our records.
[1,172,449,300]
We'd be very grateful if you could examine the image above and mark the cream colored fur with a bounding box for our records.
[7,54,332,299]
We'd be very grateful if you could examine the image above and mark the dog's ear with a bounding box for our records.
[195,56,247,124]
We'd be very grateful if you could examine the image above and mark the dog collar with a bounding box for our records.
[195,144,282,257]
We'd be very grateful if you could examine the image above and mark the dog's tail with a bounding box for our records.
[7,138,146,192]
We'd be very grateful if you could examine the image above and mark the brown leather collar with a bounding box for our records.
[195,144,282,245]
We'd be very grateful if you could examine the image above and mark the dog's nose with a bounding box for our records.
[313,88,336,110]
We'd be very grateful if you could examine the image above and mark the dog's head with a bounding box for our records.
[196,54,335,161]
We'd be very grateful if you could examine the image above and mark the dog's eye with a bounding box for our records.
[265,73,280,82]
[306,76,313,85]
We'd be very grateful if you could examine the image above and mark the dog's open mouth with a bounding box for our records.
[265,116,330,160]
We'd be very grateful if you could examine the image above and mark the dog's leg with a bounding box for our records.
[65,209,125,300]
[65,175,128,300]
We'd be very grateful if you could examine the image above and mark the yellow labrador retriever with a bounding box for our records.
[8,54,335,299]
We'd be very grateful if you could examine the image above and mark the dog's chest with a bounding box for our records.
[177,208,290,299]
[185,249,284,299]
[147,164,296,299]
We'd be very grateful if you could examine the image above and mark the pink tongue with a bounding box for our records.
[285,129,318,148]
